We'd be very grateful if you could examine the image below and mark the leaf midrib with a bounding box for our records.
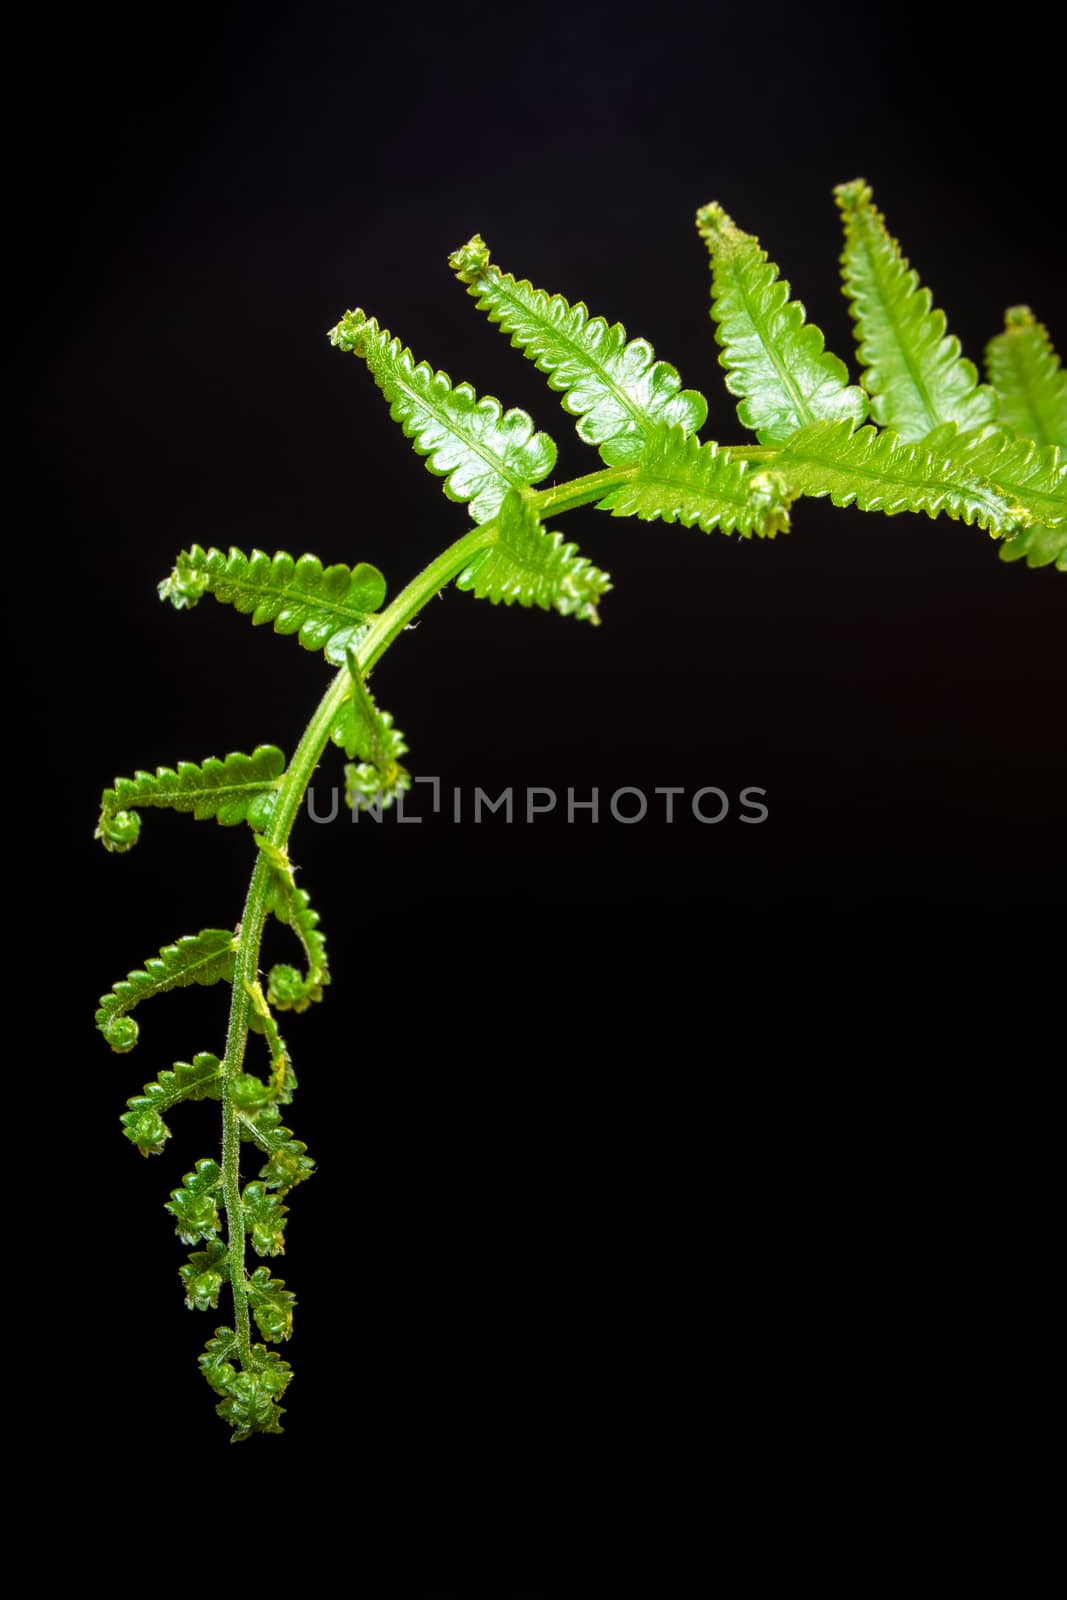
[722,250,814,434]
[851,212,941,434]
[479,269,653,443]
[378,333,541,499]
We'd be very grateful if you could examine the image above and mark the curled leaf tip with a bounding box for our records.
[1004,305,1035,330]
[328,308,371,353]
[449,233,492,283]
[95,808,141,852]
[158,559,209,609]
[833,178,872,209]
[103,1015,139,1053]
[748,471,794,538]
[695,202,735,242]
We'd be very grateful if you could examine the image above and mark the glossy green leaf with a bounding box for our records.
[160,546,386,666]
[96,930,236,1052]
[920,424,1066,531]
[120,1053,223,1156]
[697,203,868,446]
[456,490,611,624]
[241,1180,289,1257]
[166,1158,223,1245]
[247,1266,296,1342]
[180,1241,229,1312]
[985,306,1067,450]
[595,421,793,538]
[450,234,707,465]
[771,421,1028,534]
[97,746,284,848]
[834,179,997,440]
[329,308,557,522]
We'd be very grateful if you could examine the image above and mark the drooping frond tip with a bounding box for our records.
[696,200,868,445]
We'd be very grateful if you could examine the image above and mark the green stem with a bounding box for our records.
[219,517,503,1363]
[721,445,778,463]
[220,470,641,1361]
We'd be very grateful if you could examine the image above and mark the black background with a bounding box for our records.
[41,0,1061,1553]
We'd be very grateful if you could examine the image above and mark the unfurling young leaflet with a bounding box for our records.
[98,179,1065,1438]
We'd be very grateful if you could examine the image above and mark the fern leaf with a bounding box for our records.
[999,523,1067,571]
[920,424,1066,530]
[455,490,611,623]
[166,1158,223,1244]
[160,547,387,667]
[96,929,236,1052]
[771,421,1028,534]
[834,179,997,440]
[180,1241,229,1311]
[238,1112,315,1191]
[328,308,557,523]
[595,421,793,538]
[200,1328,292,1440]
[242,1181,289,1257]
[332,647,412,811]
[449,234,707,466]
[247,1266,296,1342]
[696,204,868,446]
[266,875,330,1012]
[97,746,284,848]
[985,307,1067,449]
[120,1052,223,1156]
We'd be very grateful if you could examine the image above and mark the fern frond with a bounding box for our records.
[166,1158,223,1244]
[696,204,868,446]
[999,523,1067,571]
[333,648,412,810]
[328,308,557,523]
[242,1181,289,1257]
[180,1241,229,1311]
[920,424,1066,530]
[120,1052,223,1156]
[96,929,236,1052]
[97,746,285,848]
[200,1328,292,1440]
[455,490,611,623]
[160,547,387,667]
[985,307,1067,449]
[266,875,330,1012]
[238,1112,316,1191]
[770,421,1028,534]
[246,1266,296,1342]
[834,179,997,440]
[449,234,707,466]
[595,422,793,538]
